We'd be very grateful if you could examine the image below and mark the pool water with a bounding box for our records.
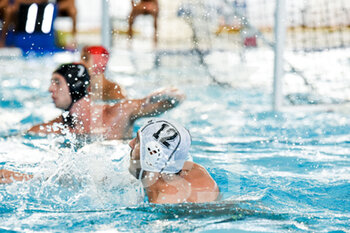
[0,49,349,232]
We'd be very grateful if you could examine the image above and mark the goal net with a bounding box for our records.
[109,0,350,108]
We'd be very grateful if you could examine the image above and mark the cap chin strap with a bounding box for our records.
[62,100,75,128]
[138,149,178,181]
[65,100,74,111]
[138,168,144,181]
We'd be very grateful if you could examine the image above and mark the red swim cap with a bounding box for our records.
[86,46,109,57]
[83,46,110,74]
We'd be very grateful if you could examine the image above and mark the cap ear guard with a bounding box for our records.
[143,141,168,170]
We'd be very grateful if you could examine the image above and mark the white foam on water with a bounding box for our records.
[0,138,144,213]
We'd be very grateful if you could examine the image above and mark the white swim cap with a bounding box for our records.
[139,118,191,175]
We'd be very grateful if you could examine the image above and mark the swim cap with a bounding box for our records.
[53,63,90,106]
[83,45,109,73]
[85,45,109,56]
[139,119,191,175]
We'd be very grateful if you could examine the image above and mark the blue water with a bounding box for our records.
[0,52,349,232]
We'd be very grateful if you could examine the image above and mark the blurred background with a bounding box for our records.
[1,1,350,232]
[0,0,350,112]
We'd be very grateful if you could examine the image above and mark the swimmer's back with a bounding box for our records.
[179,161,220,203]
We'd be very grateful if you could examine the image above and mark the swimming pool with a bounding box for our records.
[0,49,349,232]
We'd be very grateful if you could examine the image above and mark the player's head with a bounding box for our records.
[129,119,191,180]
[81,45,110,74]
[50,63,90,110]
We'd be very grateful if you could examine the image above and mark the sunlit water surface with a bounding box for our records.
[0,49,349,232]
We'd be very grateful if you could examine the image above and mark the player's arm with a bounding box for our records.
[0,169,33,184]
[129,87,185,121]
[27,115,65,134]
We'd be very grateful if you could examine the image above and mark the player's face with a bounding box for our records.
[49,74,72,110]
[129,132,142,178]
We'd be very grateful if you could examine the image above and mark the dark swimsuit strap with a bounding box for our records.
[61,100,76,128]
[61,112,75,129]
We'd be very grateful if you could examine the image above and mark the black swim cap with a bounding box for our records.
[53,63,90,106]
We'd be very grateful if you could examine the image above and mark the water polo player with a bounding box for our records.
[81,45,127,101]
[28,63,185,139]
[129,118,219,203]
